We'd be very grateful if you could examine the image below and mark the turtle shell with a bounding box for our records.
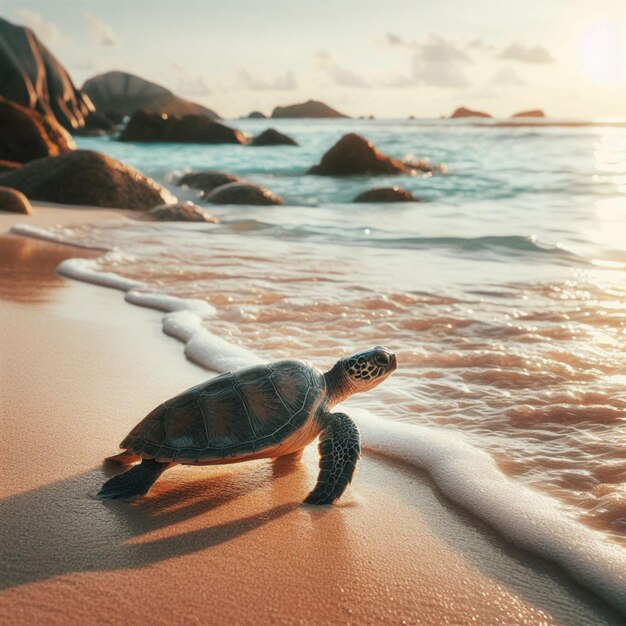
[120,360,327,463]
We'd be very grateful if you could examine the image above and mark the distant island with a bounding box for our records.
[511,109,546,118]
[272,99,349,119]
[450,107,492,119]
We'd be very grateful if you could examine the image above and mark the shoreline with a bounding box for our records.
[0,205,624,625]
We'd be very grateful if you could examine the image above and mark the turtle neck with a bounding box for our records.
[324,362,358,406]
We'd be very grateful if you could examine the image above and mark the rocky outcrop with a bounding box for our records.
[0,150,175,209]
[119,110,245,144]
[0,160,22,173]
[353,187,415,203]
[0,98,75,163]
[247,111,266,119]
[204,182,283,205]
[511,109,545,118]
[82,71,219,120]
[272,99,348,119]
[73,112,117,137]
[450,107,492,119]
[178,171,245,194]
[147,201,218,222]
[0,186,32,214]
[0,17,94,129]
[251,128,298,146]
[308,133,410,176]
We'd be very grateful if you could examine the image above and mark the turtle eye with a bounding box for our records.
[373,352,390,367]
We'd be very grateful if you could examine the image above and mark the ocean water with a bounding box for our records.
[16,118,626,605]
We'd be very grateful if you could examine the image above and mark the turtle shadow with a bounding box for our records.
[0,460,309,591]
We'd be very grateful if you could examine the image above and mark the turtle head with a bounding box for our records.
[326,346,397,404]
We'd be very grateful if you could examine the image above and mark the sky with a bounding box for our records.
[1,0,625,119]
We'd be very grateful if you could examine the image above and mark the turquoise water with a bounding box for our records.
[70,120,626,543]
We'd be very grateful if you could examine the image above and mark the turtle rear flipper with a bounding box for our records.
[105,450,141,465]
[305,412,360,505]
[97,459,169,500]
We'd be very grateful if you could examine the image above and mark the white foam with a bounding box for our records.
[10,224,110,251]
[163,310,262,371]
[13,224,626,615]
[352,409,626,614]
[125,290,216,316]
[58,257,144,292]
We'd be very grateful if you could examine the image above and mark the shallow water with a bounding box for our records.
[56,120,626,546]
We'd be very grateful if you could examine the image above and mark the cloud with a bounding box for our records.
[419,34,470,63]
[498,43,554,64]
[385,33,404,46]
[467,38,496,53]
[314,49,333,64]
[238,69,298,91]
[391,35,471,89]
[172,63,211,97]
[327,64,370,88]
[83,11,117,47]
[411,58,471,88]
[13,8,67,44]
[492,67,525,86]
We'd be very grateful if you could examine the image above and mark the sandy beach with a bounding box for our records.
[0,204,622,626]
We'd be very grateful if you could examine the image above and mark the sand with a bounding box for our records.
[0,204,622,626]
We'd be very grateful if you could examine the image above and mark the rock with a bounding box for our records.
[272,99,349,119]
[353,187,415,203]
[73,112,117,137]
[0,150,176,209]
[147,201,218,222]
[450,107,492,119]
[0,18,94,130]
[204,182,283,206]
[307,133,410,176]
[119,110,245,144]
[0,186,32,214]
[0,97,75,163]
[178,171,245,193]
[0,160,22,173]
[247,111,266,119]
[251,128,298,146]
[82,71,220,120]
[512,109,545,118]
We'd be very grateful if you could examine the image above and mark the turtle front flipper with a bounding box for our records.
[304,412,360,505]
[97,459,170,500]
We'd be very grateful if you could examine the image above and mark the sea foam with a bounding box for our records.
[11,223,626,616]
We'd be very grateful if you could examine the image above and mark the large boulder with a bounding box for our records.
[450,107,492,119]
[82,71,220,120]
[178,171,245,193]
[147,201,218,223]
[308,133,411,176]
[251,128,298,146]
[0,150,176,209]
[272,99,349,119]
[0,98,75,163]
[204,182,283,206]
[119,110,245,144]
[353,187,416,203]
[247,110,266,119]
[0,186,32,214]
[512,109,545,118]
[0,17,94,129]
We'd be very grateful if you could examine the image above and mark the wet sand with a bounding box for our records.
[0,205,622,625]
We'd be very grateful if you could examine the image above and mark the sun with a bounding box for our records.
[577,19,625,85]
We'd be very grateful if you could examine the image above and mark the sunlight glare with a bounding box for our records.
[577,20,624,85]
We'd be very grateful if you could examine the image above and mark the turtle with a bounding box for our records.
[98,346,397,505]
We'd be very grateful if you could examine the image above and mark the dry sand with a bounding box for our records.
[0,204,622,625]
